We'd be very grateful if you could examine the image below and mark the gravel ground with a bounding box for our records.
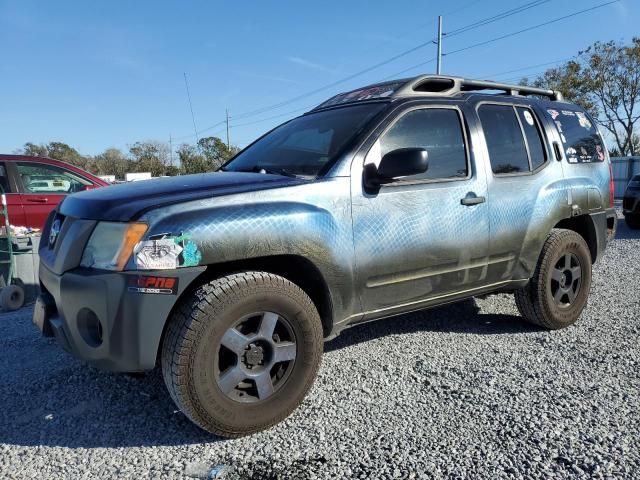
[1,215,639,480]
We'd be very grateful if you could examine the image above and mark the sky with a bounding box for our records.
[1,0,637,156]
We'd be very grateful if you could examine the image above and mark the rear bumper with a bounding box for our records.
[34,263,205,372]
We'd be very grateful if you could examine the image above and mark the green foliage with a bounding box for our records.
[20,136,239,179]
[523,38,640,156]
[129,141,171,177]
[198,136,239,171]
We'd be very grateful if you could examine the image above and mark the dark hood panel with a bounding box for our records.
[59,172,302,221]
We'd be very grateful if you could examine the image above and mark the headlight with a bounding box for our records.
[80,222,148,271]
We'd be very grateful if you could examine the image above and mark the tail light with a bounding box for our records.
[608,162,615,207]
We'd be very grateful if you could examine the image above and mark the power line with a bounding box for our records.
[231,105,313,128]
[231,39,441,121]
[478,56,575,80]
[444,0,619,57]
[444,0,551,39]
[380,58,437,81]
[175,0,617,142]
[442,0,483,17]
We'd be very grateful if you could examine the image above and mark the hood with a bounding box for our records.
[59,172,303,221]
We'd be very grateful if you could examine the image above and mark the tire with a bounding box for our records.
[161,271,323,437]
[625,214,640,230]
[0,284,25,311]
[514,228,592,330]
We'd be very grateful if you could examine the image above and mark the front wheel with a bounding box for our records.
[515,229,592,329]
[161,272,323,437]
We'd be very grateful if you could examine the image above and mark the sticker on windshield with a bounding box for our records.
[547,109,560,120]
[523,110,535,126]
[134,238,183,270]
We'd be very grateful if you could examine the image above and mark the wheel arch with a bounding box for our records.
[155,255,334,365]
[553,214,599,264]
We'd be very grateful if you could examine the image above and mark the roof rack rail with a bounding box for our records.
[397,75,564,101]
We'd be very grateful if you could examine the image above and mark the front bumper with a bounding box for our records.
[34,263,205,372]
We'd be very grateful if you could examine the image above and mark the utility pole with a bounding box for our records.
[169,134,176,175]
[225,109,230,150]
[436,15,443,75]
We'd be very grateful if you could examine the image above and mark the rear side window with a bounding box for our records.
[546,108,605,163]
[377,108,468,181]
[479,104,548,174]
[515,107,546,170]
[478,105,529,174]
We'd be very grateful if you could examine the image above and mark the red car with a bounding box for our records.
[0,155,108,229]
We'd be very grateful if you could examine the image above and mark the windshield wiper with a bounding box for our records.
[236,166,306,179]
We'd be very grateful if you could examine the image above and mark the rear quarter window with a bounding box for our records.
[546,108,605,163]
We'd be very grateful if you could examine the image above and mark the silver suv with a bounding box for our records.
[34,75,617,437]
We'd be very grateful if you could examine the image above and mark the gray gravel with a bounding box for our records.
[1,214,639,479]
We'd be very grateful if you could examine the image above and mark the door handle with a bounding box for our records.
[26,197,48,203]
[460,193,486,206]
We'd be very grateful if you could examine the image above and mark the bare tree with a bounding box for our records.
[523,38,640,155]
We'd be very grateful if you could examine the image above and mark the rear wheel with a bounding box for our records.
[515,229,592,329]
[625,214,640,230]
[161,271,323,437]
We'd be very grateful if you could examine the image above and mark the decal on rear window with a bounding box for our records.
[547,108,604,163]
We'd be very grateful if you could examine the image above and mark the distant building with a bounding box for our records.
[98,175,116,183]
[125,172,152,182]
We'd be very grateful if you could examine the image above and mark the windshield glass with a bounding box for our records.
[224,103,386,176]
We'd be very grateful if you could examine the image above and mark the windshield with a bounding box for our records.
[224,103,386,177]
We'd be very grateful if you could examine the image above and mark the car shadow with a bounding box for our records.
[615,219,640,240]
[1,298,537,450]
[325,298,541,353]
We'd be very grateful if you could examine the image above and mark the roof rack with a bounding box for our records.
[311,74,564,111]
[396,75,564,101]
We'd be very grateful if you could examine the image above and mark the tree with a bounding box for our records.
[22,142,48,157]
[129,141,171,177]
[523,38,640,156]
[177,144,209,174]
[21,141,90,169]
[198,136,239,171]
[93,148,131,179]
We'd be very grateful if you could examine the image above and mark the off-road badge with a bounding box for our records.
[134,238,183,270]
[127,275,179,295]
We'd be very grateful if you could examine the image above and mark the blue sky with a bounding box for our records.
[1,0,637,156]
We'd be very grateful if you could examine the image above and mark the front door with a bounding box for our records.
[15,161,93,229]
[351,105,490,317]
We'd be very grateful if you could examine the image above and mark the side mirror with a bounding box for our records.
[365,147,429,188]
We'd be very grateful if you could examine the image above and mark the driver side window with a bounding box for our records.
[16,162,91,194]
[367,108,468,181]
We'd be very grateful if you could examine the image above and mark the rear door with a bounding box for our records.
[475,102,559,282]
[15,161,93,229]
